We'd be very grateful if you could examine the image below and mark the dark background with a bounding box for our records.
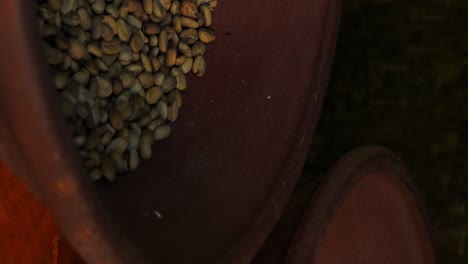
[305,0,467,263]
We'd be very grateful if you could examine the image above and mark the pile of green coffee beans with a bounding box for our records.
[38,0,217,182]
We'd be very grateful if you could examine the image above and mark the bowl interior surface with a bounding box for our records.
[94,0,338,262]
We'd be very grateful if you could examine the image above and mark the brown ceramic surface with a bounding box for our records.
[0,0,341,263]
[315,172,435,264]
[285,146,437,264]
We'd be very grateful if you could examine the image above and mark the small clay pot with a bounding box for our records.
[255,146,437,264]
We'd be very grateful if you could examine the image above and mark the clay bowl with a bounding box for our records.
[254,146,437,264]
[0,0,341,263]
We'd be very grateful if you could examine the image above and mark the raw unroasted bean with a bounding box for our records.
[111,151,127,173]
[154,72,165,86]
[91,17,103,40]
[54,72,69,90]
[199,4,212,26]
[159,30,168,53]
[109,109,124,130]
[198,28,215,43]
[48,0,62,11]
[105,123,116,134]
[170,1,180,15]
[143,0,153,15]
[116,19,130,42]
[152,0,165,19]
[130,33,144,52]
[169,89,183,108]
[120,71,136,88]
[160,13,173,27]
[165,47,177,67]
[128,149,139,171]
[149,35,159,47]
[149,108,160,119]
[95,58,109,71]
[131,1,144,18]
[61,0,76,15]
[171,67,187,90]
[127,15,142,29]
[147,118,164,131]
[149,47,160,57]
[76,103,90,119]
[145,86,163,104]
[62,13,81,26]
[180,17,199,28]
[100,111,109,123]
[40,23,57,37]
[87,42,103,57]
[106,4,120,19]
[116,93,130,103]
[92,0,105,14]
[167,105,178,122]
[127,63,143,74]
[118,127,130,139]
[142,22,160,35]
[178,41,192,57]
[69,39,88,60]
[157,100,168,119]
[73,70,90,85]
[101,39,121,54]
[175,55,186,66]
[109,62,122,77]
[138,114,152,127]
[192,55,206,76]
[70,58,80,72]
[138,72,154,88]
[162,75,176,92]
[141,53,152,72]
[106,137,128,154]
[101,154,116,182]
[55,33,71,51]
[104,54,119,67]
[127,1,138,12]
[180,1,198,19]
[43,43,64,65]
[139,130,154,160]
[101,24,115,41]
[159,0,171,10]
[128,129,141,149]
[172,16,182,33]
[74,133,86,147]
[85,60,99,75]
[151,57,161,72]
[101,132,113,145]
[116,100,132,120]
[119,6,129,19]
[112,78,124,95]
[95,76,113,97]
[119,44,132,64]
[103,16,118,34]
[154,125,171,140]
[132,52,140,62]
[129,79,143,95]
[180,57,193,73]
[191,41,206,56]
[179,28,198,44]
